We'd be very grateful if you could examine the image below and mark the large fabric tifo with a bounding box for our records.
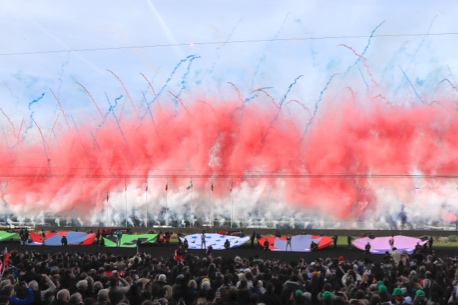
[257,235,332,252]
[180,233,250,250]
[352,235,428,254]
[103,234,157,248]
[0,231,17,242]
[28,231,96,246]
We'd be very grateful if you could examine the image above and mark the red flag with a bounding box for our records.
[0,247,9,274]
[3,248,9,267]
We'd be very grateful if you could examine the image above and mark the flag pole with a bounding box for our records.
[165,179,168,226]
[106,190,109,226]
[211,179,213,228]
[230,179,233,228]
[145,181,148,228]
[125,178,127,227]
[231,191,233,229]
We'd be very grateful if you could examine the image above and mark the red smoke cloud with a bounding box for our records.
[1,91,457,222]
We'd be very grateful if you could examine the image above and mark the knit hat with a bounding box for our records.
[303,292,312,300]
[296,290,303,295]
[416,290,425,298]
[339,256,344,261]
[376,281,383,288]
[378,285,387,294]
[322,291,333,300]
[393,288,403,296]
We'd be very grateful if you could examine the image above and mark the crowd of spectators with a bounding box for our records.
[0,245,456,305]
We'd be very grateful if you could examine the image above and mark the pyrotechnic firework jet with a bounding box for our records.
[406,13,439,72]
[47,113,61,147]
[339,44,377,87]
[27,93,45,131]
[168,91,190,114]
[279,75,304,108]
[227,82,244,105]
[399,66,424,104]
[107,69,139,119]
[302,73,339,138]
[15,118,24,149]
[0,125,13,159]
[32,119,51,167]
[49,88,70,129]
[104,94,138,168]
[140,73,162,113]
[250,12,290,90]
[140,55,197,121]
[77,82,105,121]
[0,107,16,138]
[342,20,385,79]
[176,55,200,99]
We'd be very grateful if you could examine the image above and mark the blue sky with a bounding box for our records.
[0,1,457,132]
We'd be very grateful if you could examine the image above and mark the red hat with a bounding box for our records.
[339,256,344,261]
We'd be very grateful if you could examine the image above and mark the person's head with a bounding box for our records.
[28,280,39,291]
[196,298,207,305]
[57,289,71,302]
[77,280,88,291]
[44,291,55,303]
[69,292,83,305]
[97,289,109,301]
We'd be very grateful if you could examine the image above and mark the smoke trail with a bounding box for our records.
[250,12,290,90]
[139,55,197,121]
[142,91,156,124]
[302,73,339,137]
[279,75,304,108]
[140,73,163,114]
[107,69,139,119]
[406,13,439,72]
[46,112,61,146]
[399,66,424,104]
[176,55,201,99]
[342,21,385,79]
[0,107,16,137]
[0,124,13,159]
[168,91,190,115]
[77,82,105,121]
[438,78,458,93]
[208,18,243,75]
[252,88,279,110]
[103,94,123,122]
[49,88,70,129]
[227,82,244,104]
[244,92,259,104]
[284,100,311,117]
[32,118,50,165]
[27,93,45,129]
[446,65,457,87]
[104,93,138,167]
[15,118,24,149]
[339,44,377,87]
[150,55,195,104]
